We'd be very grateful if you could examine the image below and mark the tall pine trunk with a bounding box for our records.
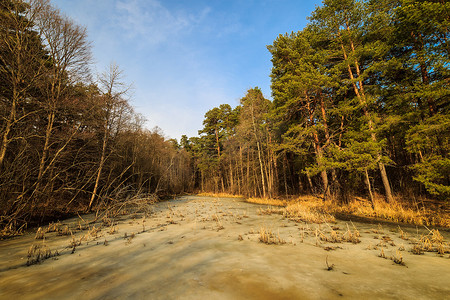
[306,92,330,199]
[339,30,394,203]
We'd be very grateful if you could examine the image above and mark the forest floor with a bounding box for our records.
[0,195,449,299]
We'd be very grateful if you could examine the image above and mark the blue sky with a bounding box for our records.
[52,0,322,140]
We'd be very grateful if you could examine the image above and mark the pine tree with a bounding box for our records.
[393,0,450,198]
[309,0,395,202]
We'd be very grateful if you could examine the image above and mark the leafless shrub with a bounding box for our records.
[97,192,158,220]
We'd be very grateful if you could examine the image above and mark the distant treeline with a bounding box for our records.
[181,0,449,204]
[0,0,191,232]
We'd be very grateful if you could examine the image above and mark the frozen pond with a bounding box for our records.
[1,196,449,299]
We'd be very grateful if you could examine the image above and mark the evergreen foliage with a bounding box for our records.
[184,0,449,202]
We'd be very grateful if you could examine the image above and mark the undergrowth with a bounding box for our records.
[197,192,244,199]
[246,194,449,228]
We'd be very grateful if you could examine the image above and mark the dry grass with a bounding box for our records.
[23,195,158,266]
[211,213,225,231]
[325,256,335,271]
[315,223,360,245]
[197,192,244,199]
[125,232,135,245]
[0,222,26,238]
[58,225,71,236]
[254,197,335,224]
[34,227,45,240]
[329,195,450,228]
[259,227,286,245]
[284,202,336,224]
[378,248,406,266]
[97,193,158,220]
[342,224,361,244]
[257,206,284,216]
[410,228,449,256]
[46,222,61,233]
[27,241,59,266]
[247,197,287,206]
[247,193,449,228]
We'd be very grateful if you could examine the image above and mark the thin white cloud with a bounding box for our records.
[115,0,210,45]
[51,0,296,140]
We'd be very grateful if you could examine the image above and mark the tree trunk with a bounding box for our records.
[0,94,16,168]
[201,170,204,192]
[250,102,267,198]
[412,31,435,116]
[38,110,55,182]
[255,139,266,198]
[235,153,241,195]
[339,32,394,203]
[229,159,234,193]
[283,153,289,195]
[319,94,337,185]
[306,170,314,194]
[364,168,375,209]
[89,117,108,210]
[246,150,250,196]
[306,92,330,200]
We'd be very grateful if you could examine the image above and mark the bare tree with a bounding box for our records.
[32,0,92,194]
[88,63,131,210]
[0,0,47,167]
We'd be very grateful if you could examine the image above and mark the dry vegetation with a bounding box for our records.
[247,197,287,206]
[330,195,450,228]
[245,194,450,228]
[3,195,449,300]
[197,192,244,199]
[24,194,157,266]
[315,224,361,244]
[259,227,286,245]
[409,227,450,256]
[24,195,449,270]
